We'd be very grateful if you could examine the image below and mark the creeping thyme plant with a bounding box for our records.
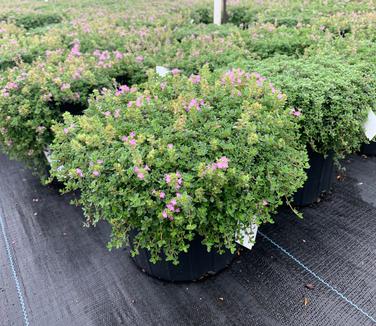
[49,67,308,263]
[236,55,376,157]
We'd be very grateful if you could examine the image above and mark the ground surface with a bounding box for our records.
[1,153,375,326]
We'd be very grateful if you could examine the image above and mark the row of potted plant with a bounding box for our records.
[0,3,375,281]
[234,54,376,204]
[0,25,248,175]
[45,59,375,280]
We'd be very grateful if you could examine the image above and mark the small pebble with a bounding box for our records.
[305,283,315,290]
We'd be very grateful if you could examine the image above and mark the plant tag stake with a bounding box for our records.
[156,66,170,77]
[236,223,258,250]
[363,109,376,141]
[44,146,52,164]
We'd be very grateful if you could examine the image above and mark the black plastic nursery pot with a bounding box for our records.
[293,146,335,206]
[360,141,376,156]
[129,231,237,282]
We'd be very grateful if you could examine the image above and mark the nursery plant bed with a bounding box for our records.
[360,142,376,156]
[1,153,376,325]
[293,147,334,206]
[130,231,236,282]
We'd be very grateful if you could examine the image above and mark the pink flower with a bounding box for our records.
[291,108,302,117]
[135,96,143,107]
[160,82,167,90]
[137,173,144,180]
[170,199,177,206]
[189,74,201,84]
[129,139,136,146]
[165,174,171,184]
[162,210,168,218]
[6,82,18,89]
[130,131,136,138]
[121,136,129,142]
[114,109,120,118]
[70,40,81,57]
[216,156,229,169]
[277,93,283,100]
[159,192,165,199]
[76,168,84,177]
[93,170,100,177]
[136,55,144,63]
[171,68,181,76]
[134,166,140,173]
[97,160,103,164]
[262,199,269,206]
[186,98,205,112]
[203,156,229,175]
[114,51,123,60]
[116,85,130,96]
[167,144,173,149]
[167,203,175,212]
[104,111,111,117]
[176,193,182,198]
[63,128,69,134]
[73,69,82,80]
[61,83,70,91]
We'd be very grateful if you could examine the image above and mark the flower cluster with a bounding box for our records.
[134,165,150,180]
[121,132,137,147]
[165,172,183,190]
[204,156,229,173]
[186,98,205,112]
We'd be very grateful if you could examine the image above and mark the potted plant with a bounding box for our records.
[360,141,376,156]
[49,66,308,281]
[0,40,154,176]
[236,55,376,205]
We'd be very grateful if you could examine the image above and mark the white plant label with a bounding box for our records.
[44,146,52,164]
[236,223,259,251]
[156,66,170,77]
[363,109,376,141]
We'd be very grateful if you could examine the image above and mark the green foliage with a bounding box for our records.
[1,12,63,30]
[235,55,376,156]
[156,29,249,74]
[0,47,151,172]
[241,24,315,58]
[49,67,308,263]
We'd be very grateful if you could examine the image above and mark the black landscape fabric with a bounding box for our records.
[0,153,375,326]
